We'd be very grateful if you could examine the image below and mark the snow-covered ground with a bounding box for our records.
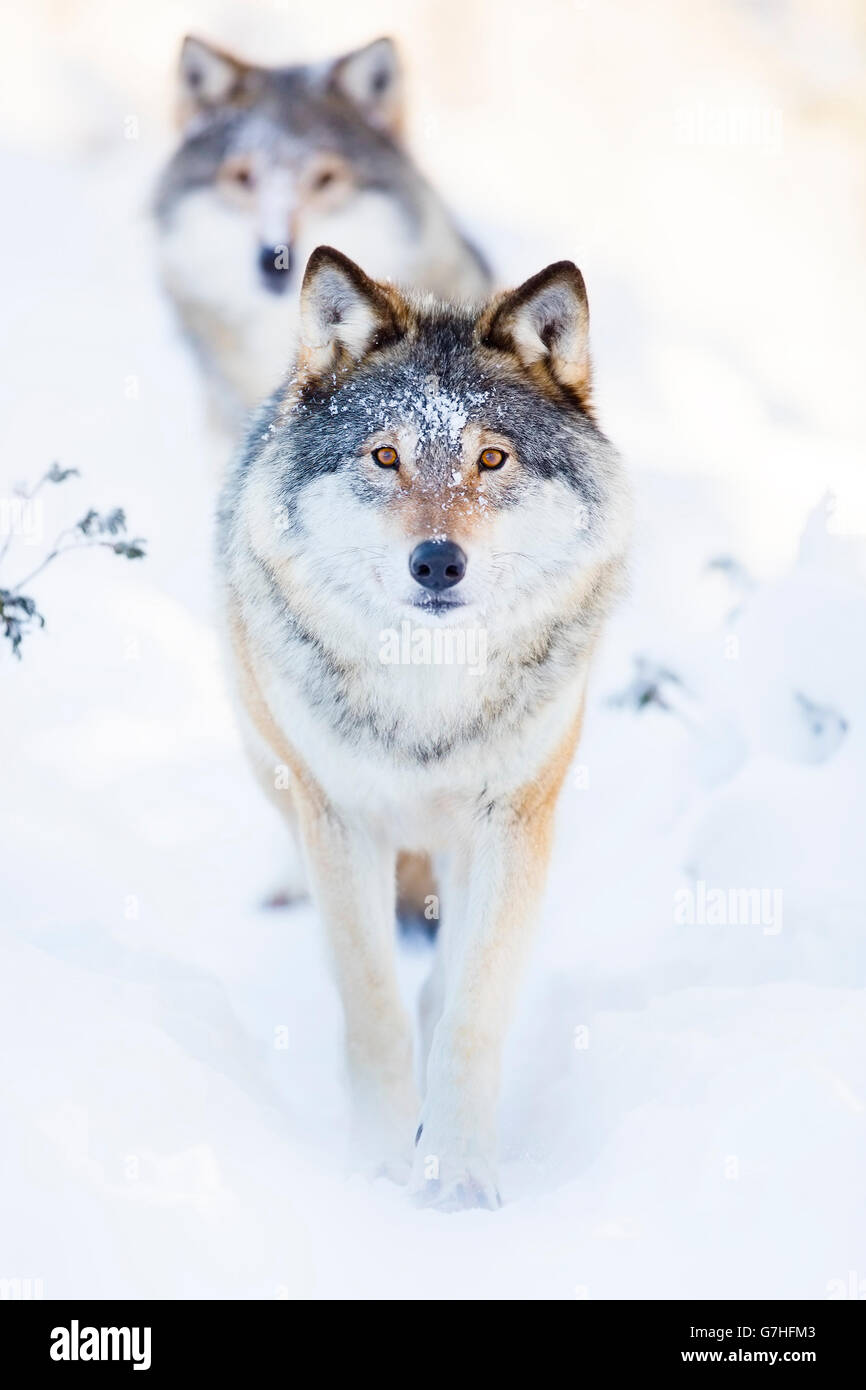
[1,1,864,1299]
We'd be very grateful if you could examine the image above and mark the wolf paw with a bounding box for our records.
[409,1142,501,1212]
[413,1174,502,1212]
[349,1125,413,1187]
[349,1085,417,1188]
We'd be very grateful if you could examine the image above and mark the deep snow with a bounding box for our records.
[1,56,865,1297]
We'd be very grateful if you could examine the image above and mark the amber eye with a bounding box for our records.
[372,446,399,468]
[314,169,335,191]
[479,447,507,470]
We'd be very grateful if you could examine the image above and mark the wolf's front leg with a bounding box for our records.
[298,803,418,1181]
[410,800,557,1211]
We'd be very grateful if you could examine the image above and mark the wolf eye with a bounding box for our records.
[372,446,399,468]
[314,170,335,191]
[221,157,256,190]
[479,448,507,470]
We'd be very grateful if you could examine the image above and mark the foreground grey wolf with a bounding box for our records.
[154,35,491,436]
[218,247,630,1209]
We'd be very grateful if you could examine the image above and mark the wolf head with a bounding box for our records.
[227,248,629,652]
[156,36,486,303]
[158,35,405,297]
[155,36,490,421]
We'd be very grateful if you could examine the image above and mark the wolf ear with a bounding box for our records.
[329,38,404,140]
[298,246,406,378]
[177,36,251,126]
[481,261,591,402]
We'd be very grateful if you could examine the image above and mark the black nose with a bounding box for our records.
[409,539,467,591]
[258,244,292,293]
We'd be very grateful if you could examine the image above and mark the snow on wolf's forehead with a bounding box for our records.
[293,362,502,455]
[327,377,488,442]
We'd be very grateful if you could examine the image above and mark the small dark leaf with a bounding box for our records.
[6,618,23,656]
[102,508,126,536]
[113,539,146,560]
[47,462,80,485]
[5,593,39,618]
[1,588,44,657]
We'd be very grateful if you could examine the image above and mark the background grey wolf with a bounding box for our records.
[218,246,630,1208]
[154,35,491,437]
